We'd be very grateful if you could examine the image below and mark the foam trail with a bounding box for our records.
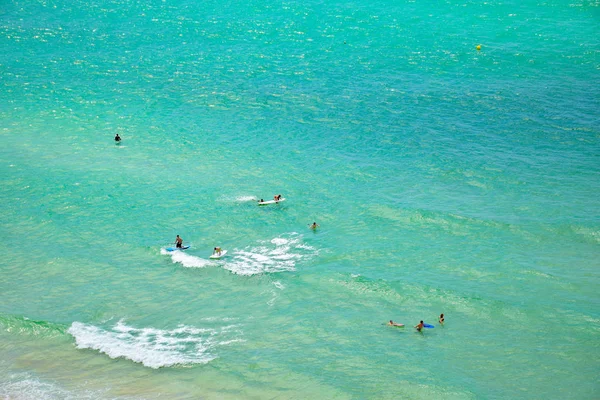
[217,195,257,202]
[68,319,242,369]
[235,195,258,202]
[162,248,213,268]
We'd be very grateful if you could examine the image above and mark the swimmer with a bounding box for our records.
[439,313,444,325]
[310,222,319,229]
[114,133,121,142]
[388,320,404,327]
[175,235,183,248]
[414,320,424,332]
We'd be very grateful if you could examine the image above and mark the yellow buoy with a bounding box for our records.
[476,45,481,51]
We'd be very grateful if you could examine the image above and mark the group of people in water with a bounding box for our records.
[130,130,438,335]
[389,314,445,332]
[173,196,319,256]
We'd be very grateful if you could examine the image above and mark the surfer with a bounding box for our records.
[414,321,424,332]
[274,194,282,201]
[439,314,444,325]
[114,133,121,142]
[175,235,183,249]
[259,199,264,203]
[388,320,403,327]
[310,222,319,229]
[213,247,222,256]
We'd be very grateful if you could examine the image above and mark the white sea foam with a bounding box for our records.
[221,233,316,276]
[161,248,213,268]
[67,319,242,369]
[235,195,258,202]
[217,195,257,202]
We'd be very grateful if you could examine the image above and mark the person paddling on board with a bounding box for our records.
[115,133,121,142]
[415,321,424,332]
[175,235,183,249]
[310,222,319,229]
[388,320,403,327]
[213,247,222,256]
[439,314,444,325]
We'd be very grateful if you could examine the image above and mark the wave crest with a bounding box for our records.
[67,319,243,369]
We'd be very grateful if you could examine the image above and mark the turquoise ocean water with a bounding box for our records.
[1,0,599,398]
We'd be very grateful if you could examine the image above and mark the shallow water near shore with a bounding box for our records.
[1,0,599,398]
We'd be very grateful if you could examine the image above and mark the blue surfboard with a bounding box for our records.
[423,323,434,329]
[166,245,190,251]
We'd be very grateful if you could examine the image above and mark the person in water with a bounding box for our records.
[175,235,183,248]
[439,313,444,325]
[415,321,424,332]
[388,320,403,327]
[213,247,222,255]
[115,133,121,142]
[310,222,319,229]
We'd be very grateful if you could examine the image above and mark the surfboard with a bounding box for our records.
[389,323,404,327]
[209,250,228,259]
[258,198,286,205]
[423,323,434,328]
[166,245,190,252]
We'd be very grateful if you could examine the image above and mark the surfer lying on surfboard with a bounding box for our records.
[388,320,404,327]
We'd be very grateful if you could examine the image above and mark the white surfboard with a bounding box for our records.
[209,250,227,259]
[258,198,286,205]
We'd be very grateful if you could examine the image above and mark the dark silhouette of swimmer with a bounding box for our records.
[115,134,121,142]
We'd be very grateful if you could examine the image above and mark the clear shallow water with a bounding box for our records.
[1,0,599,398]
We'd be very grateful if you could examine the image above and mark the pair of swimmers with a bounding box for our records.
[174,236,222,256]
[389,314,445,331]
